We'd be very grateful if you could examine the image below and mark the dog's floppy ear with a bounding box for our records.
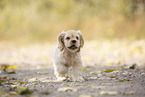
[57,31,65,51]
[77,30,84,52]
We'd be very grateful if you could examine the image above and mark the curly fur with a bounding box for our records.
[53,30,84,81]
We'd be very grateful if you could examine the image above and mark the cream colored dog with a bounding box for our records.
[53,30,84,82]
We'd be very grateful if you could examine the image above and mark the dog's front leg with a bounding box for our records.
[72,63,84,82]
[54,63,68,81]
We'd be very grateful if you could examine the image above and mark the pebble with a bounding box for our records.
[97,74,102,77]
[57,87,77,92]
[79,94,93,97]
[99,91,118,95]
[121,91,136,95]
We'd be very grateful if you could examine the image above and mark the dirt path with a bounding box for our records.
[0,65,145,97]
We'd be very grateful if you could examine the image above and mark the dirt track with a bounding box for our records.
[0,65,145,97]
[0,41,145,97]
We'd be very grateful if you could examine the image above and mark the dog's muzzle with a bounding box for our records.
[68,45,78,50]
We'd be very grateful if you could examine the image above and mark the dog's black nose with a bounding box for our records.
[72,40,76,43]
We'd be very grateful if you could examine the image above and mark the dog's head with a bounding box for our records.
[57,30,84,53]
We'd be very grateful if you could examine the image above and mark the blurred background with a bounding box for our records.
[0,0,145,43]
[0,0,145,68]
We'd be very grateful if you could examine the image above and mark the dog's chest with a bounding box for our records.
[62,52,79,66]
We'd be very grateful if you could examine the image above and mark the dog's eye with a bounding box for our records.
[66,37,70,40]
[76,36,79,40]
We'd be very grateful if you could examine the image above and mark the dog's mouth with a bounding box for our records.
[68,45,78,50]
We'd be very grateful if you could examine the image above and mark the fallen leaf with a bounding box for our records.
[90,71,101,74]
[7,65,17,69]
[110,75,116,78]
[106,63,113,66]
[114,68,119,70]
[34,82,38,85]
[0,78,6,85]
[17,80,22,84]
[9,91,19,95]
[119,80,123,82]
[57,87,77,92]
[99,83,102,85]
[129,64,136,69]
[127,79,133,81]
[104,69,114,73]
[83,68,88,71]
[99,91,118,95]
[5,69,16,74]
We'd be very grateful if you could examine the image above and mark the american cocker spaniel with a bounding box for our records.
[53,30,84,81]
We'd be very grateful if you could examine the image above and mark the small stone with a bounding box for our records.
[97,74,102,77]
[141,73,145,76]
[57,87,77,92]
[35,72,49,74]
[121,91,136,95]
[28,78,38,82]
[79,94,93,97]
[99,91,118,95]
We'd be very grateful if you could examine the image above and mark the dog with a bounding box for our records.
[53,30,84,81]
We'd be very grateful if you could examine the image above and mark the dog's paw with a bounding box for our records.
[57,77,67,82]
[73,76,85,82]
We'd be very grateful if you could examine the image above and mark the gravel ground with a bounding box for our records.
[0,65,145,97]
[0,40,145,97]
